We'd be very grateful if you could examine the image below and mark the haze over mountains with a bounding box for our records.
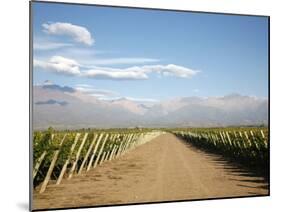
[33,81,268,130]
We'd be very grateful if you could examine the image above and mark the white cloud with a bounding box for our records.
[98,96,159,103]
[75,84,92,88]
[83,64,199,80]
[34,56,81,75]
[34,56,199,80]
[75,85,118,96]
[74,84,157,103]
[86,57,160,65]
[34,41,74,50]
[47,50,158,66]
[42,22,94,46]
[123,97,159,103]
[58,48,107,59]
[89,94,107,98]
[82,68,149,80]
[140,64,200,78]
[36,43,157,65]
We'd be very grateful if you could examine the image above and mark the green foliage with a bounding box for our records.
[32,128,145,188]
[172,127,268,176]
[33,127,53,163]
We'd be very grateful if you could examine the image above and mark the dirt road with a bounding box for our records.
[33,133,268,210]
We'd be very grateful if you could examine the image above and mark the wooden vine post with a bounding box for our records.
[78,134,98,175]
[68,133,89,179]
[56,133,80,185]
[86,134,104,171]
[39,134,67,193]
[93,134,109,168]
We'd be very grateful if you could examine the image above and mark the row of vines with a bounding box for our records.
[33,128,163,193]
[172,127,269,176]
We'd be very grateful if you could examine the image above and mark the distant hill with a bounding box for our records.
[33,83,268,130]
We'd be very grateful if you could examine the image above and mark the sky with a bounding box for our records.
[32,2,269,102]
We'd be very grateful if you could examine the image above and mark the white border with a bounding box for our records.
[1,0,280,212]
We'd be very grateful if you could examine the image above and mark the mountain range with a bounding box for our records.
[33,82,268,130]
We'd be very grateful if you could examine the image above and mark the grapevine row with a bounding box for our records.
[172,128,268,175]
[33,129,163,193]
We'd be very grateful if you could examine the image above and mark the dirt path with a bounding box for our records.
[33,133,268,210]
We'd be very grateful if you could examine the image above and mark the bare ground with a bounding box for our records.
[33,133,268,210]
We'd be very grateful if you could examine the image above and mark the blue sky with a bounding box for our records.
[33,2,268,101]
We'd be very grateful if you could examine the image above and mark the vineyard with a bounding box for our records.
[172,127,269,177]
[33,127,269,195]
[33,128,163,193]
